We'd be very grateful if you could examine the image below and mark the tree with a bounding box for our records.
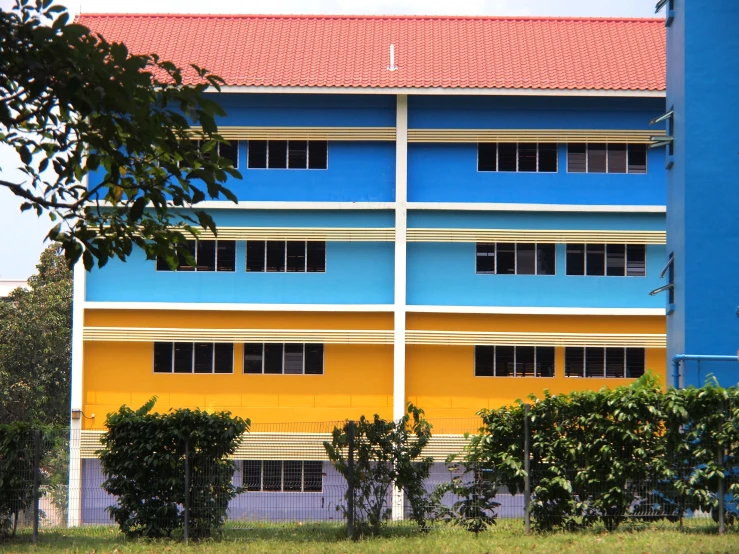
[0,244,72,425]
[0,0,239,269]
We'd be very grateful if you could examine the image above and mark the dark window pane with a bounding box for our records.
[495,346,515,377]
[474,346,494,377]
[516,346,536,377]
[174,343,194,373]
[177,241,196,272]
[154,342,173,373]
[476,243,496,274]
[307,242,326,272]
[588,144,607,173]
[196,241,216,271]
[605,348,625,378]
[478,143,497,171]
[303,461,323,492]
[539,144,558,172]
[305,344,324,374]
[264,344,284,374]
[496,243,516,274]
[156,256,172,271]
[626,244,646,276]
[268,140,287,168]
[246,241,266,272]
[566,244,585,275]
[194,343,214,373]
[537,244,556,275]
[607,144,627,173]
[626,348,646,378]
[266,241,286,272]
[565,347,584,377]
[214,343,234,373]
[537,347,555,377]
[247,140,267,168]
[308,141,328,169]
[628,144,647,174]
[243,343,264,374]
[263,461,282,491]
[219,140,238,168]
[284,344,304,374]
[585,347,605,377]
[518,144,537,172]
[586,244,605,276]
[286,241,306,272]
[606,244,626,276]
[568,144,587,172]
[283,461,303,491]
[244,460,262,491]
[517,244,536,275]
[288,140,308,169]
[497,143,517,171]
[217,241,236,272]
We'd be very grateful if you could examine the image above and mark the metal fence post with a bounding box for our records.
[717,411,725,536]
[346,420,355,540]
[184,436,190,544]
[32,429,41,543]
[523,404,531,535]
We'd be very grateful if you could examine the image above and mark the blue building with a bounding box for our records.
[69,14,668,524]
[661,0,739,387]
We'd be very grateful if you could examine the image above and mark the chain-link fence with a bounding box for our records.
[2,407,737,543]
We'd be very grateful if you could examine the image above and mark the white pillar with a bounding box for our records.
[67,261,86,527]
[392,94,408,521]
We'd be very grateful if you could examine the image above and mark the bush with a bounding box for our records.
[465,374,739,532]
[324,404,433,538]
[99,397,249,539]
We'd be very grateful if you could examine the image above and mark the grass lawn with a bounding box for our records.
[2,520,737,553]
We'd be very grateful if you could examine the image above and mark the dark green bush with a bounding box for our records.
[99,397,249,539]
[324,404,433,538]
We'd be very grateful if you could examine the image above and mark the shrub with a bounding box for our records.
[99,397,249,539]
[324,404,433,538]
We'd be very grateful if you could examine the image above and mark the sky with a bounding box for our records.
[0,0,656,279]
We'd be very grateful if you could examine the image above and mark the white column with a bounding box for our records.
[67,261,86,527]
[392,94,409,521]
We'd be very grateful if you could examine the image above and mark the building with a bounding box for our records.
[69,14,668,524]
[661,0,739,387]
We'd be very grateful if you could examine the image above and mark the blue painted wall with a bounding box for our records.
[666,1,739,387]
[407,242,665,308]
[408,143,665,205]
[86,210,395,304]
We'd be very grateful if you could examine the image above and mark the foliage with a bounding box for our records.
[323,404,433,538]
[466,374,739,532]
[0,0,240,269]
[99,398,249,539]
[0,245,72,426]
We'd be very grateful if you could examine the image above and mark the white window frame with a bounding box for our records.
[246,140,329,170]
[153,342,235,374]
[243,343,325,375]
[246,241,327,273]
[566,143,648,174]
[474,345,555,378]
[565,244,647,277]
[244,460,323,493]
[564,347,646,378]
[475,242,556,276]
[156,240,236,272]
[477,143,558,173]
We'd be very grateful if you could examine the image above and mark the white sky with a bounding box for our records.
[0,0,656,279]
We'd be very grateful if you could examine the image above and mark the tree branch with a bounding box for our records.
[0,178,78,210]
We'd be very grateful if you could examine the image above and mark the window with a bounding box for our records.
[478,143,557,172]
[156,240,236,272]
[567,143,647,174]
[246,241,325,273]
[566,244,646,276]
[190,139,239,168]
[476,243,555,275]
[153,342,234,373]
[243,344,324,375]
[474,345,555,377]
[564,347,645,378]
[247,140,328,169]
[244,460,323,492]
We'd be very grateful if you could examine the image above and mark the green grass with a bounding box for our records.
[2,520,737,554]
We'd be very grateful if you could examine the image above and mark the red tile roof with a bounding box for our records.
[75,14,666,92]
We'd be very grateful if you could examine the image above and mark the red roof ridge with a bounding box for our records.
[76,13,664,24]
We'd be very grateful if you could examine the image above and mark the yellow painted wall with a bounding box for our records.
[82,311,394,429]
